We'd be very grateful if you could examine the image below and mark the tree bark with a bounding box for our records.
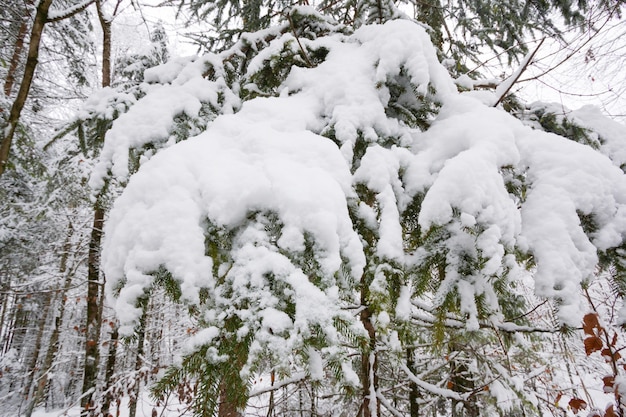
[3,0,35,97]
[80,2,112,413]
[359,271,379,417]
[80,204,105,415]
[218,385,243,417]
[95,0,111,88]
[0,0,53,178]
[407,348,419,417]
[101,324,119,417]
[21,293,52,415]
[449,344,478,417]
[0,291,14,355]
[26,223,76,416]
[129,307,147,417]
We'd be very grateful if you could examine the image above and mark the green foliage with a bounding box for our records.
[151,341,250,417]
[153,207,363,414]
[243,38,311,99]
[384,69,440,131]
[174,0,293,51]
[530,105,601,149]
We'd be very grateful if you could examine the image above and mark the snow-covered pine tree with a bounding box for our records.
[98,5,626,417]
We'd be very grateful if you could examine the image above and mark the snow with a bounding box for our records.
[308,348,324,381]
[47,0,94,21]
[571,104,626,169]
[101,15,626,394]
[395,285,412,320]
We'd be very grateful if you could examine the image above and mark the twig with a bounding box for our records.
[494,37,545,107]
[286,11,313,67]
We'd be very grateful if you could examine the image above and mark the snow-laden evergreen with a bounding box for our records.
[96,8,626,416]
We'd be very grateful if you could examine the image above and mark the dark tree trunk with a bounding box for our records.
[80,205,104,415]
[26,223,75,416]
[101,324,119,417]
[359,272,379,417]
[128,318,145,417]
[449,345,478,417]
[218,385,243,417]
[0,0,53,178]
[21,293,52,415]
[80,3,112,413]
[407,348,419,417]
[3,0,35,97]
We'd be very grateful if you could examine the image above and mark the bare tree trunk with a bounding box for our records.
[0,290,15,354]
[101,324,119,417]
[407,348,419,417]
[95,0,112,88]
[9,296,31,360]
[359,272,379,417]
[0,0,53,178]
[449,345,478,417]
[129,309,146,417]
[218,385,243,417]
[20,293,52,413]
[26,223,75,416]
[80,3,112,413]
[80,204,104,415]
[3,0,35,97]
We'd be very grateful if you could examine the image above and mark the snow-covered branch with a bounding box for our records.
[248,372,307,397]
[411,300,559,333]
[399,362,465,401]
[493,37,545,106]
[47,0,96,23]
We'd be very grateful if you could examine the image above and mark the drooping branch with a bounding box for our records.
[411,300,560,334]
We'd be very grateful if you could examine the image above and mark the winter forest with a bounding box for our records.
[2,0,626,416]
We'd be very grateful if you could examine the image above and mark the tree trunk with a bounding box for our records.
[26,223,75,416]
[80,3,112,413]
[80,205,105,415]
[449,344,478,417]
[21,293,52,414]
[359,271,379,417]
[95,0,111,88]
[407,348,419,417]
[129,309,146,417]
[359,306,378,417]
[101,324,119,417]
[218,385,243,417]
[0,0,53,178]
[0,291,15,355]
[3,0,35,97]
